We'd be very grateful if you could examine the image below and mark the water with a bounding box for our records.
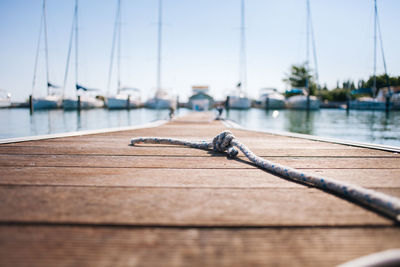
[1,108,399,147]
[226,109,400,147]
[0,108,190,139]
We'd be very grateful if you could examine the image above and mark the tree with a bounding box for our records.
[283,63,317,95]
[365,74,400,90]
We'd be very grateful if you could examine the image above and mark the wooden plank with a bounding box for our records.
[1,154,399,169]
[0,185,397,226]
[0,111,399,266]
[0,226,399,267]
[1,167,399,188]
[1,144,398,157]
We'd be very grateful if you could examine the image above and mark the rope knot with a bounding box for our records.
[212,130,238,158]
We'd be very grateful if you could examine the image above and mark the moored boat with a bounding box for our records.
[227,91,251,110]
[227,0,251,110]
[33,94,62,109]
[107,88,141,109]
[146,89,173,109]
[31,0,63,110]
[62,0,104,110]
[259,88,285,109]
[146,0,174,110]
[286,95,320,110]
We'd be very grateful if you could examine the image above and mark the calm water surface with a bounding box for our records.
[1,108,399,147]
[226,109,400,147]
[0,108,190,139]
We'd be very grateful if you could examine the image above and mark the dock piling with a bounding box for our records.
[29,94,34,114]
[77,95,81,111]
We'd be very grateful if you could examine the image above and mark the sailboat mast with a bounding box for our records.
[107,0,120,95]
[32,0,45,96]
[239,0,247,93]
[117,0,122,93]
[43,0,50,95]
[305,0,310,94]
[75,0,79,88]
[62,0,77,98]
[373,0,377,97]
[376,0,391,95]
[156,0,163,92]
[309,2,319,87]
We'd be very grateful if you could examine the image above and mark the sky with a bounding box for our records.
[0,0,399,102]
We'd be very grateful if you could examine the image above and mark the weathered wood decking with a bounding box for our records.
[0,112,399,266]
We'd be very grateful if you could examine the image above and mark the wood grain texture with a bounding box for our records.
[1,154,399,169]
[0,226,399,267]
[1,167,399,188]
[1,144,398,157]
[0,111,399,266]
[0,185,397,226]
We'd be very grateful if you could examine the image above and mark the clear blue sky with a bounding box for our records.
[0,0,399,101]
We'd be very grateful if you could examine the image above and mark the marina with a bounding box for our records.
[2,108,400,147]
[1,0,400,265]
[0,112,399,265]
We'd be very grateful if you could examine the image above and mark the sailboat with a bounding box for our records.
[227,0,251,110]
[259,88,285,109]
[145,0,174,110]
[349,0,391,111]
[63,0,104,110]
[106,0,141,109]
[31,0,62,110]
[286,0,320,110]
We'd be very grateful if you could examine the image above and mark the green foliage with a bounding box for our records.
[283,63,317,95]
[320,74,400,101]
[318,88,350,102]
[358,74,400,90]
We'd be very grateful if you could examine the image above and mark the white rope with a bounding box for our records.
[131,130,400,222]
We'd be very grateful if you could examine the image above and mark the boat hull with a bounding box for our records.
[262,98,286,109]
[33,97,61,109]
[107,97,139,109]
[64,98,104,110]
[348,100,387,110]
[228,96,251,109]
[146,98,171,109]
[286,96,320,110]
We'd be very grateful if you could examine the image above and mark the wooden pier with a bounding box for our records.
[0,112,399,266]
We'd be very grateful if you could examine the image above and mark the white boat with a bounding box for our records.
[348,1,393,111]
[284,0,320,111]
[107,88,141,109]
[61,1,104,110]
[64,94,104,110]
[348,98,386,110]
[31,0,63,110]
[106,0,142,109]
[146,90,173,109]
[286,95,320,110]
[227,0,251,110]
[259,88,285,109]
[0,90,11,108]
[33,95,62,109]
[64,96,104,110]
[146,0,174,110]
[227,91,251,109]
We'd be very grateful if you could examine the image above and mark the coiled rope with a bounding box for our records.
[131,130,400,222]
